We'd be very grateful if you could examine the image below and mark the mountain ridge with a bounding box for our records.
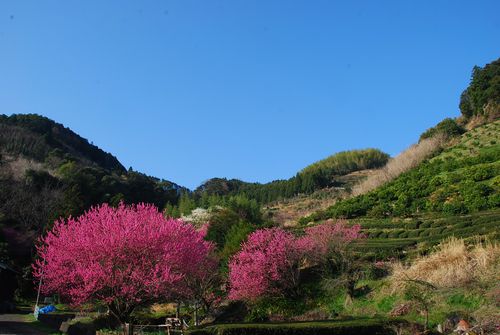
[0,114,125,172]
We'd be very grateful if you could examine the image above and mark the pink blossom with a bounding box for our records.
[33,203,214,322]
[197,222,210,238]
[228,228,301,302]
[228,220,364,302]
[298,219,365,262]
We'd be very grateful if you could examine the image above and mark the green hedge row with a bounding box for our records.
[351,210,500,259]
[188,319,395,335]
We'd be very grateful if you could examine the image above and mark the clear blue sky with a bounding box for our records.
[1,1,499,189]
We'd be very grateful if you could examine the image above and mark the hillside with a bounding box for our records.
[264,169,374,227]
[288,119,500,262]
[229,58,500,327]
[259,131,450,227]
[0,114,125,171]
[262,58,500,229]
[192,149,389,206]
[0,114,184,271]
[302,120,499,222]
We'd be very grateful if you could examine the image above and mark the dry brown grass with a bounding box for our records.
[352,134,447,196]
[391,237,500,290]
[265,189,344,227]
[149,303,177,315]
[0,153,51,180]
[265,170,372,227]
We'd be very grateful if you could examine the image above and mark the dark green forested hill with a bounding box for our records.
[0,114,185,270]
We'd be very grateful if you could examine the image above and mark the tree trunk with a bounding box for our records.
[194,303,198,326]
[344,279,356,306]
[124,323,134,335]
[108,302,134,335]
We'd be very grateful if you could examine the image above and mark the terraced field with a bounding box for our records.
[353,209,500,259]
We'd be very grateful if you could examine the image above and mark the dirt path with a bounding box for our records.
[0,314,48,335]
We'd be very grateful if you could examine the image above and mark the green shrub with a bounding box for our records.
[435,227,446,235]
[420,118,465,141]
[488,193,500,208]
[467,163,498,181]
[408,230,421,238]
[220,221,254,267]
[419,222,431,229]
[419,230,431,237]
[244,298,309,322]
[388,230,403,238]
[443,198,467,215]
[367,204,391,218]
[205,208,241,248]
[399,231,409,238]
[405,221,419,229]
[453,221,469,229]
[430,221,443,228]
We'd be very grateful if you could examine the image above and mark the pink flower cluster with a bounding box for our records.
[33,203,214,307]
[228,220,364,302]
[297,219,364,263]
[228,228,301,301]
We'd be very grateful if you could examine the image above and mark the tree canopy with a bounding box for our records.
[34,203,214,324]
[460,58,500,119]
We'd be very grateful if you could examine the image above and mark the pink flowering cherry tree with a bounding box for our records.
[298,219,364,264]
[33,203,214,325]
[228,220,364,303]
[228,227,302,302]
[299,219,365,302]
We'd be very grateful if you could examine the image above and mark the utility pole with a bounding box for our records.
[34,274,43,319]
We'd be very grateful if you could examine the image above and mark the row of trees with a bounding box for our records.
[459,57,500,119]
[222,149,389,202]
[34,203,364,329]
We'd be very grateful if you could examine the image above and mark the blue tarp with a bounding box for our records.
[38,305,56,314]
